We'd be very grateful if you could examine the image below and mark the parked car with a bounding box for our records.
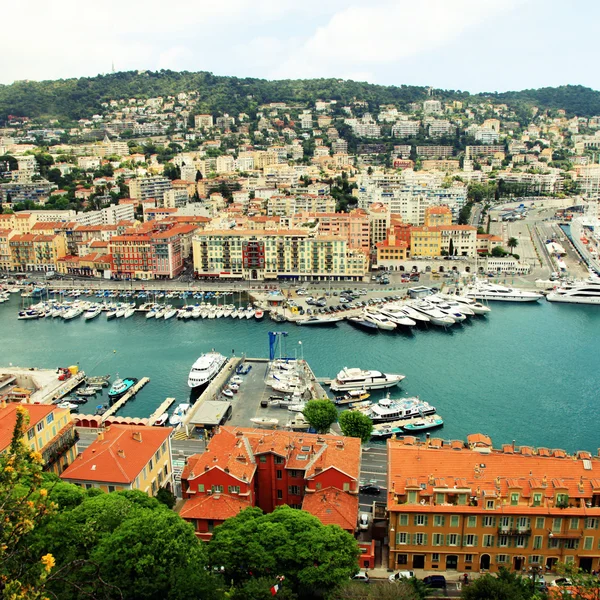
[359,485,381,495]
[549,577,572,587]
[389,570,415,582]
[358,513,370,530]
[423,575,446,589]
[352,570,370,582]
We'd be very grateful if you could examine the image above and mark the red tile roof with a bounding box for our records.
[179,493,251,520]
[60,425,172,485]
[302,487,358,531]
[0,403,55,452]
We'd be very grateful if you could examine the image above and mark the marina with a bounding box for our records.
[1,290,600,452]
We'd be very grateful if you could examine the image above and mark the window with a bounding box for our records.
[290,470,300,478]
[552,518,562,532]
[434,515,445,527]
[107,485,115,493]
[415,514,427,526]
[535,517,545,530]
[85,483,92,490]
[432,553,440,562]
[483,516,496,528]
[276,470,283,480]
[586,518,599,529]
[228,486,240,494]
[36,422,44,432]
[510,492,519,506]
[529,555,542,564]
[432,533,444,546]
[570,518,579,530]
[584,537,594,550]
[499,535,508,547]
[517,517,530,530]
[399,515,409,526]
[465,534,477,547]
[564,539,579,550]
[486,500,495,509]
[149,458,154,471]
[260,456,267,463]
[468,516,477,528]
[277,490,283,500]
[533,536,543,550]
[274,456,284,464]
[447,534,459,546]
[499,516,510,530]
[27,429,35,440]
[46,413,54,425]
[548,538,560,549]
[465,554,473,563]
[289,485,300,495]
[436,493,445,504]
[396,532,408,545]
[211,485,224,493]
[556,493,569,505]
[397,554,408,565]
[533,493,542,507]
[515,536,527,548]
[450,516,460,527]
[496,554,508,564]
[565,556,575,565]
[407,491,417,504]
[414,533,427,546]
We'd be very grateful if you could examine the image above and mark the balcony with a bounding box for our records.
[497,528,532,536]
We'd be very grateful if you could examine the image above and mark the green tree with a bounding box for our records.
[208,506,359,599]
[302,399,338,433]
[163,162,181,180]
[491,245,507,257]
[448,238,455,256]
[338,410,373,443]
[155,486,176,509]
[507,237,519,254]
[461,568,536,600]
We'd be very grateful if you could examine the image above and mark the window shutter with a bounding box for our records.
[413,515,418,526]
[473,535,478,547]
[441,516,446,527]
[446,534,451,546]
[423,534,428,546]
[456,534,461,547]
[492,517,497,527]
[412,533,418,545]
[596,519,599,530]
[509,517,514,528]
[424,515,429,526]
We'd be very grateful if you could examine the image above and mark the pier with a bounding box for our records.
[148,397,176,425]
[101,377,150,422]
[44,371,87,403]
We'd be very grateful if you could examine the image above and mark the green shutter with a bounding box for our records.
[413,515,418,526]
[456,534,461,547]
[446,534,451,546]
[423,534,428,546]
[473,535,478,547]
[424,515,429,526]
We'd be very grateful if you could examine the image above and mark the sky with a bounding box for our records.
[2,0,599,92]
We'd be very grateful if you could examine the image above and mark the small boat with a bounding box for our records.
[169,403,191,426]
[231,375,243,384]
[255,309,264,320]
[287,403,306,413]
[229,383,240,392]
[18,309,39,320]
[250,417,279,427]
[163,308,178,320]
[371,423,404,439]
[347,316,378,331]
[402,415,444,432]
[123,307,135,319]
[297,316,342,326]
[75,387,99,397]
[115,306,126,318]
[57,401,78,410]
[107,307,119,319]
[83,305,102,321]
[154,412,169,426]
[107,377,138,401]
[222,388,234,398]
[95,404,108,416]
[334,389,370,405]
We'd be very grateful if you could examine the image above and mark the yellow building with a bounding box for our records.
[410,226,442,257]
[193,229,368,281]
[0,229,14,271]
[424,206,452,227]
[0,402,78,475]
[9,233,67,272]
[387,434,600,574]
[60,425,174,495]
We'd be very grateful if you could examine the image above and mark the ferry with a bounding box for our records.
[108,376,138,401]
[358,396,436,423]
[187,351,227,388]
[330,367,405,392]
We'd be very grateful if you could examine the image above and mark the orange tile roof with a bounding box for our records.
[60,425,172,485]
[302,487,358,530]
[179,493,251,520]
[0,403,55,452]
[388,435,600,509]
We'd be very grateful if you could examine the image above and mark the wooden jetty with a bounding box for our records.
[101,377,150,422]
[147,397,176,426]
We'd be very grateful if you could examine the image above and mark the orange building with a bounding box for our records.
[424,206,453,227]
[387,434,600,575]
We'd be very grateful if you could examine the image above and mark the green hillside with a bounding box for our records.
[0,69,598,121]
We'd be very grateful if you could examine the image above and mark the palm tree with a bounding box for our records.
[507,237,518,254]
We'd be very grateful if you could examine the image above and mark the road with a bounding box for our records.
[358,445,388,510]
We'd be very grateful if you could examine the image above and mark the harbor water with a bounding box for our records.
[1,295,599,453]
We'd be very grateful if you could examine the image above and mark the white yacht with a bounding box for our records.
[187,351,227,388]
[363,311,397,331]
[377,306,416,328]
[123,307,135,319]
[163,307,178,320]
[330,367,405,392]
[394,304,430,324]
[465,282,543,302]
[83,305,102,321]
[546,278,600,304]
[429,294,475,316]
[358,396,437,423]
[407,300,455,327]
[439,293,491,315]
[169,403,191,426]
[425,297,467,322]
[63,305,84,321]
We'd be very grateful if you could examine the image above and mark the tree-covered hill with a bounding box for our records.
[0,69,598,121]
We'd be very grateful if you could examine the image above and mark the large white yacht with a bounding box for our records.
[546,278,600,304]
[406,300,455,327]
[465,282,543,303]
[358,396,437,423]
[439,293,491,315]
[187,352,227,388]
[330,367,405,392]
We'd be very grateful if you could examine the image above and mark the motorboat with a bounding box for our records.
[407,300,455,327]
[75,387,99,397]
[84,305,102,321]
[395,304,430,324]
[440,293,491,315]
[107,377,138,401]
[546,278,600,304]
[57,401,78,410]
[285,413,311,431]
[163,307,178,320]
[115,305,127,318]
[363,311,397,331]
[191,307,202,319]
[123,307,135,319]
[402,415,444,432]
[95,404,108,416]
[347,316,379,331]
[62,305,84,321]
[107,307,119,319]
[154,307,166,319]
[423,298,466,323]
[330,367,405,392]
[358,396,437,423]
[250,417,279,427]
[154,412,169,426]
[169,403,191,426]
[370,423,404,439]
[255,309,264,320]
[430,294,474,316]
[287,403,306,413]
[229,383,239,392]
[187,352,227,388]
[334,389,370,405]
[297,316,342,326]
[17,309,39,320]
[465,282,543,302]
[222,388,234,398]
[377,306,416,328]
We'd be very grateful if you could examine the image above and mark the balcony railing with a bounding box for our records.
[497,527,532,536]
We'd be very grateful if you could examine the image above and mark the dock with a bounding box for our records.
[101,377,150,422]
[148,397,176,426]
[44,371,87,404]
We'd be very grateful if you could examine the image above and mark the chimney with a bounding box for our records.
[542,475,547,487]
[132,431,142,443]
[579,476,585,493]
[429,474,435,485]
[97,431,104,441]
[0,399,6,409]
[117,449,125,458]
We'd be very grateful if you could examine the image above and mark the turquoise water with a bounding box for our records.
[2,295,599,453]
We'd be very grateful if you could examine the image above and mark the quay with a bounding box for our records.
[101,377,150,422]
[148,397,176,425]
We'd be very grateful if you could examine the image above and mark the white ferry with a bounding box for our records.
[358,396,436,423]
[187,352,227,388]
[330,367,405,392]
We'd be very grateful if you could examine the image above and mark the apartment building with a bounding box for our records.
[128,176,173,202]
[424,206,453,227]
[266,194,336,217]
[0,181,55,205]
[179,427,361,540]
[8,233,67,272]
[410,226,441,257]
[192,229,368,281]
[291,210,371,251]
[392,121,420,138]
[194,114,214,129]
[0,229,13,270]
[387,434,600,574]
[72,203,135,226]
[416,146,453,159]
[423,100,443,115]
[428,120,456,138]
[0,402,78,476]
[61,425,174,496]
[376,227,409,269]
